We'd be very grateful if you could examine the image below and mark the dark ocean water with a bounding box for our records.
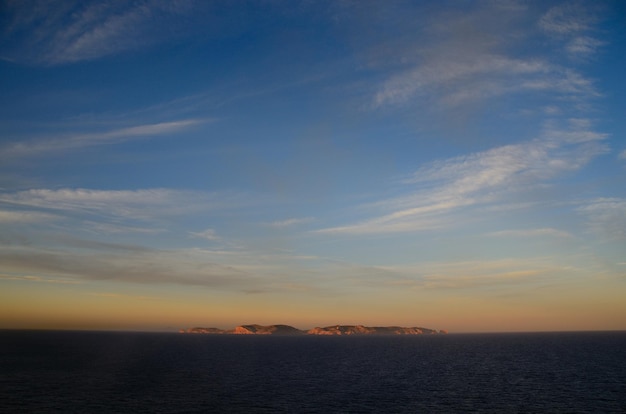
[1,330,625,413]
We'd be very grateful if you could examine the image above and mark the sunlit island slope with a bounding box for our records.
[181,324,447,335]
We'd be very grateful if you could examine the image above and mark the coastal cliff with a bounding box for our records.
[182,324,447,335]
[307,325,441,335]
[232,324,305,335]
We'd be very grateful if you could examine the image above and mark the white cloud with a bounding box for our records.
[0,0,202,65]
[82,222,165,235]
[87,292,159,301]
[190,228,220,241]
[369,2,604,110]
[619,150,626,161]
[0,245,252,288]
[0,187,248,225]
[539,4,596,34]
[0,243,324,292]
[566,36,604,58]
[0,274,81,284]
[329,257,571,291]
[578,198,626,241]
[374,55,557,108]
[0,210,57,223]
[486,228,573,239]
[420,269,545,290]
[543,118,607,143]
[266,217,314,227]
[1,119,206,160]
[315,215,447,235]
[316,120,608,235]
[539,3,603,59]
[376,57,600,109]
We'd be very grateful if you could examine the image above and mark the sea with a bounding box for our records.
[1,330,625,413]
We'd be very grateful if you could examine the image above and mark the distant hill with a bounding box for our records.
[181,324,447,335]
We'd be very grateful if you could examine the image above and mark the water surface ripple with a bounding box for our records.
[1,331,625,413]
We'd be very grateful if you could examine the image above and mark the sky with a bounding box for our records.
[1,0,625,333]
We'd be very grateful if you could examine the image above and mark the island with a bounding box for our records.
[180,324,447,335]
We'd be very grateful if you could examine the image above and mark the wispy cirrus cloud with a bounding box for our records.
[0,274,82,285]
[539,2,605,60]
[265,217,314,228]
[0,209,57,223]
[0,245,253,288]
[415,258,564,290]
[0,187,249,227]
[374,55,573,109]
[486,228,574,239]
[189,228,220,241]
[539,4,597,34]
[81,222,165,235]
[578,198,626,241]
[370,2,603,110]
[321,256,573,292]
[0,242,325,293]
[0,0,203,65]
[87,292,160,301]
[316,119,608,235]
[0,118,207,160]
[343,5,607,239]
[565,36,604,59]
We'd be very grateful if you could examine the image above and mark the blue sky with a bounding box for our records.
[1,0,625,332]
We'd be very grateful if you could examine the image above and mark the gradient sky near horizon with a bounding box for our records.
[1,0,625,333]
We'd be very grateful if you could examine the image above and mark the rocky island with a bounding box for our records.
[181,324,447,335]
